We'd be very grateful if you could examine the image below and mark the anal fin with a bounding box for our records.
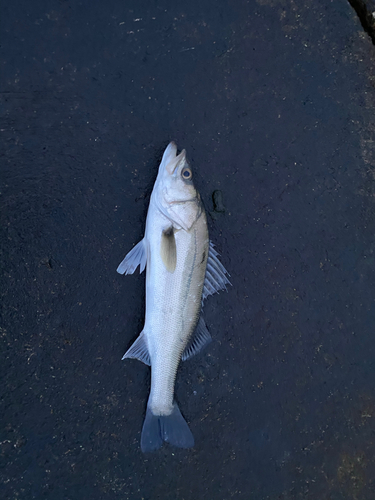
[122,331,151,365]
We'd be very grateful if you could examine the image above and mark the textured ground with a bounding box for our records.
[1,1,375,499]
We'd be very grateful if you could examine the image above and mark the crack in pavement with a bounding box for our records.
[349,0,375,44]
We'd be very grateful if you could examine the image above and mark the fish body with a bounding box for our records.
[117,142,229,452]
[144,200,208,416]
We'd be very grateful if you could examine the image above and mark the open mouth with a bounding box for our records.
[168,196,197,205]
[166,147,186,176]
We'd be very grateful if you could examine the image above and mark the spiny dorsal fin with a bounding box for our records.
[182,316,212,361]
[122,331,151,366]
[160,227,177,273]
[202,241,231,300]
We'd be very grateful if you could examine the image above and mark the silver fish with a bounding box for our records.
[117,142,230,452]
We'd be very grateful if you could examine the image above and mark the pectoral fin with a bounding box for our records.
[202,241,231,300]
[117,238,147,275]
[122,331,151,365]
[160,227,177,273]
[182,317,212,361]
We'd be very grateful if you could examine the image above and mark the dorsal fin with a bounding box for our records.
[182,317,212,361]
[202,241,231,300]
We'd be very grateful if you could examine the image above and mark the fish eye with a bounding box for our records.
[181,167,192,180]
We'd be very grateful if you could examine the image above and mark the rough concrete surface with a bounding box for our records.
[1,0,375,499]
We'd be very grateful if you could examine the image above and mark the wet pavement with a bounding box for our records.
[1,0,375,499]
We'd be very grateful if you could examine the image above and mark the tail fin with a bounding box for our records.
[141,403,194,453]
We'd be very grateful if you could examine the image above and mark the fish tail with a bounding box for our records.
[141,403,194,453]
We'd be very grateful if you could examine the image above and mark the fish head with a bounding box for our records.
[153,142,203,231]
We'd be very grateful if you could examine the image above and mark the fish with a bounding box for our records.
[117,142,230,452]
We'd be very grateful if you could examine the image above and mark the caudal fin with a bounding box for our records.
[141,403,194,453]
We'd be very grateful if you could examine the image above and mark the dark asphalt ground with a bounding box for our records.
[1,1,375,499]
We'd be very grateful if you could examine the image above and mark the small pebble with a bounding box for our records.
[212,190,225,213]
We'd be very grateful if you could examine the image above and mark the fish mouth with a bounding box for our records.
[166,147,187,176]
[160,142,188,176]
[168,196,197,205]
